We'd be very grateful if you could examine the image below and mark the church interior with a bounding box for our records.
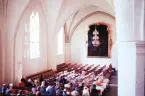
[0,0,145,96]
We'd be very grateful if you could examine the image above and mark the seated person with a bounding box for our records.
[96,80,103,86]
[26,79,33,87]
[40,83,46,93]
[90,84,99,96]
[32,87,37,95]
[19,78,25,88]
[82,86,90,96]
[9,83,14,93]
[71,89,79,96]
[108,64,115,72]
[36,87,45,96]
[1,84,6,94]
[4,83,14,95]
[48,86,56,95]
[45,86,52,95]
[56,88,63,96]
[62,89,67,96]
[34,79,40,88]
[36,91,43,96]
[21,77,27,86]
[39,75,44,83]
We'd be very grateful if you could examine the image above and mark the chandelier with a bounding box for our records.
[92,25,100,47]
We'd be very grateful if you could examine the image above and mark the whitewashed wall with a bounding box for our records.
[14,0,48,84]
[0,0,114,84]
[70,13,117,68]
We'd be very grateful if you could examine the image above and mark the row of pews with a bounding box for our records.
[56,63,113,95]
[57,63,111,76]
[20,63,112,86]
[0,63,113,96]
[24,63,112,86]
[11,63,112,96]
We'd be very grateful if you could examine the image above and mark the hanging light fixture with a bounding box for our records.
[92,25,100,47]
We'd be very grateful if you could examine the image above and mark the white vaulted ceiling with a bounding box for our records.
[52,0,115,37]
[0,0,114,37]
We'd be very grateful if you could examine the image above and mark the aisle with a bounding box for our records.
[103,71,118,96]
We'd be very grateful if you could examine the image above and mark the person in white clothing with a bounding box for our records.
[82,86,90,96]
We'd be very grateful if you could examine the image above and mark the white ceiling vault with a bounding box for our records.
[65,5,115,36]
[54,0,115,42]
[0,0,115,41]
[50,0,115,39]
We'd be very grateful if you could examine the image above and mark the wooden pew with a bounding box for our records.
[94,65,106,76]
[84,64,94,71]
[57,63,66,72]
[77,64,88,73]
[26,69,54,80]
[88,64,100,73]
[57,63,73,72]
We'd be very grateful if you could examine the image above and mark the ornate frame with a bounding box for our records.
[87,22,112,58]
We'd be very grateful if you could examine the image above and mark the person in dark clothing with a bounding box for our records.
[60,76,67,85]
[27,81,33,87]
[90,84,99,96]
[39,75,44,83]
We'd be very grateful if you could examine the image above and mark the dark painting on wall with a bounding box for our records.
[87,23,112,58]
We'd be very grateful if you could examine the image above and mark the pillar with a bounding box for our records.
[65,43,71,63]
[0,0,7,85]
[136,41,145,96]
[134,0,145,95]
[111,43,118,70]
[114,0,145,96]
[116,42,136,96]
[114,0,136,96]
[134,0,144,41]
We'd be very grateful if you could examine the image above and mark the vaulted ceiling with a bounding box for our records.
[0,0,114,38]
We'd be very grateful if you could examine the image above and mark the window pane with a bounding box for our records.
[29,11,40,59]
[30,43,40,58]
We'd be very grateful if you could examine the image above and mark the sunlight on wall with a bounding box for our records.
[57,27,64,55]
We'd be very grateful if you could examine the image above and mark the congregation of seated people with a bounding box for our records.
[0,63,114,96]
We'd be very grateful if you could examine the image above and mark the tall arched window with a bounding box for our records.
[57,27,64,54]
[24,11,40,59]
[29,12,40,58]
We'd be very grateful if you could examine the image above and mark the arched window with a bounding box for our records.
[29,12,40,58]
[24,11,40,59]
[57,27,64,54]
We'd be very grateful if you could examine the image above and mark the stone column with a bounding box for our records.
[114,0,135,42]
[134,0,144,41]
[0,0,7,85]
[115,0,145,95]
[65,43,71,63]
[144,1,145,41]
[136,41,145,96]
[116,42,136,96]
[134,0,145,96]
[111,43,118,70]
[114,0,136,96]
